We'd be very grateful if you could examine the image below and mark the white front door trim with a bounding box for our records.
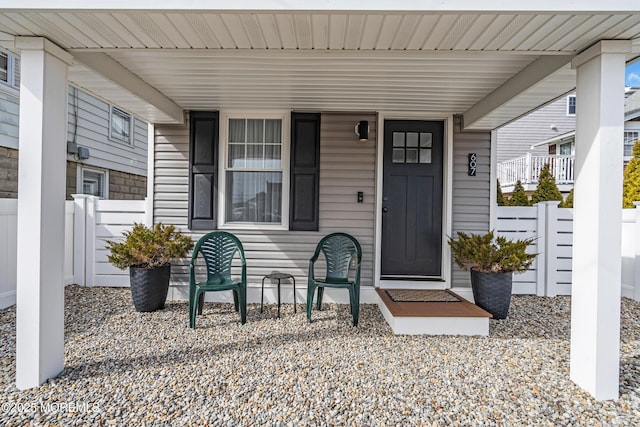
[374,112,454,289]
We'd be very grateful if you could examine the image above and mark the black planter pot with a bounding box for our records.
[129,264,171,312]
[470,270,513,320]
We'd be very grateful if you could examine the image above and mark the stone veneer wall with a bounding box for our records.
[109,169,147,200]
[66,161,77,200]
[0,147,18,198]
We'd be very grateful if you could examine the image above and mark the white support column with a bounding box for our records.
[570,40,630,401]
[15,37,73,390]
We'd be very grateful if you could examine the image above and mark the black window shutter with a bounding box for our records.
[290,112,321,231]
[188,111,218,230]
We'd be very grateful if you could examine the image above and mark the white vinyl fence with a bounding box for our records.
[2,197,639,309]
[0,199,75,308]
[73,195,148,287]
[497,202,640,300]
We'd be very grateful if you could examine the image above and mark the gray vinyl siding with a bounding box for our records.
[0,89,19,149]
[496,95,575,163]
[154,112,376,289]
[451,115,491,288]
[67,86,148,177]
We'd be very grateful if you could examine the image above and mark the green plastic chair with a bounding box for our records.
[307,232,362,326]
[189,231,247,328]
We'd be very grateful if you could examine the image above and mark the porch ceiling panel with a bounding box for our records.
[2,11,640,52]
[1,9,640,127]
[100,50,535,115]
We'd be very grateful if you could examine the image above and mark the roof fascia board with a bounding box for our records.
[2,1,640,12]
[463,55,574,130]
[71,51,184,124]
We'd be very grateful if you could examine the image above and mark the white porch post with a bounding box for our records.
[15,37,73,389]
[570,40,630,401]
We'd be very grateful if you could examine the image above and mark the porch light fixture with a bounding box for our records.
[355,120,369,142]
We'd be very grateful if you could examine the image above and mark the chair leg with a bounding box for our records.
[239,286,247,325]
[190,289,201,329]
[316,286,324,310]
[352,286,360,327]
[306,284,315,323]
[232,289,239,312]
[197,292,205,315]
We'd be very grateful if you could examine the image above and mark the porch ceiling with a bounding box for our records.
[1,7,640,127]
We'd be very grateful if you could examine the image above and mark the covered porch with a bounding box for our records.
[1,2,639,401]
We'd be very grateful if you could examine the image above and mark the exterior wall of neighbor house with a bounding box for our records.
[154,112,376,288]
[451,115,492,289]
[0,146,18,198]
[496,95,575,163]
[0,51,148,200]
[66,86,148,199]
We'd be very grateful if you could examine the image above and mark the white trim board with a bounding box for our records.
[374,113,454,289]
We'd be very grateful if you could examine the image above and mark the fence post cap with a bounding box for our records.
[534,201,561,206]
[634,201,640,208]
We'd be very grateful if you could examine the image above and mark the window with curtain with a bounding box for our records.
[225,118,283,223]
[110,106,133,144]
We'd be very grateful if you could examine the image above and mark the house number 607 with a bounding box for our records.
[468,153,477,176]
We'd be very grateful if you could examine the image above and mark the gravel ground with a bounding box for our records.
[1,285,639,426]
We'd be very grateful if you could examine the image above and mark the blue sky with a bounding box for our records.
[627,61,640,87]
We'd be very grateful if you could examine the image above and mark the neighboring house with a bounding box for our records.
[497,88,640,193]
[1,5,638,399]
[0,50,148,200]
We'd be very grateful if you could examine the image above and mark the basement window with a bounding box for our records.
[81,168,108,199]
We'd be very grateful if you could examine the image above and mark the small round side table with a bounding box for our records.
[261,272,296,318]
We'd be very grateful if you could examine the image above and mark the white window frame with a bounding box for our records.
[0,51,17,91]
[109,105,134,145]
[218,110,290,230]
[78,166,109,199]
[624,122,640,160]
[566,95,576,116]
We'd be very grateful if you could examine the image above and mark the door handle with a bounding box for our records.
[382,207,389,213]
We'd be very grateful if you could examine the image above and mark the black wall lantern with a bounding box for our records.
[355,120,369,142]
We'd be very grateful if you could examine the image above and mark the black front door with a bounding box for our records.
[381,120,444,278]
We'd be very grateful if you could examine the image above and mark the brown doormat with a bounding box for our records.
[385,289,461,303]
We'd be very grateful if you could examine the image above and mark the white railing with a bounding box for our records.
[497,153,575,187]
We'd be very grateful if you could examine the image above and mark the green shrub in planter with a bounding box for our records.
[107,222,194,269]
[106,223,193,312]
[448,231,536,273]
[448,231,536,319]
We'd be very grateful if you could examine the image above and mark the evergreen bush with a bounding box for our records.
[508,180,530,206]
[497,179,506,206]
[448,231,537,273]
[531,163,563,204]
[623,140,640,208]
[560,188,574,208]
[106,222,194,269]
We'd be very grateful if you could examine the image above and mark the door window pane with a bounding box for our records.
[419,149,432,163]
[420,133,432,147]
[392,148,405,163]
[406,149,418,163]
[406,132,419,147]
[393,132,405,147]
